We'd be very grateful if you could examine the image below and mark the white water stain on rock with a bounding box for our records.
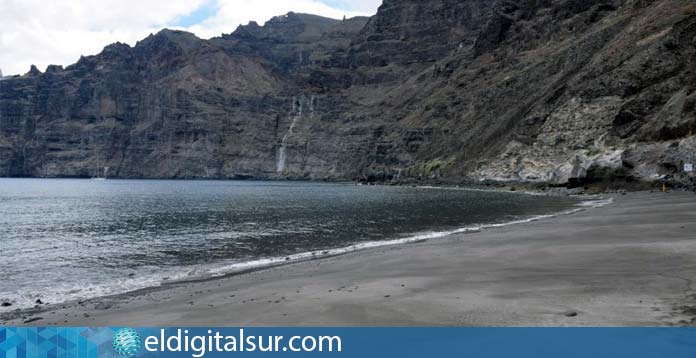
[277,95,315,174]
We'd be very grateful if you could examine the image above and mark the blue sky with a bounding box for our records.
[172,0,379,27]
[0,0,382,75]
[171,0,380,27]
[313,0,381,13]
[172,1,220,27]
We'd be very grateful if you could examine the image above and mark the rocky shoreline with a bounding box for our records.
[7,172,696,196]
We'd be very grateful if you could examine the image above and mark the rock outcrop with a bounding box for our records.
[1,0,695,187]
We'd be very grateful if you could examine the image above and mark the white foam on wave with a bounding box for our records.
[1,266,223,312]
[576,197,614,208]
[1,195,614,312]
[199,196,614,279]
[202,226,484,278]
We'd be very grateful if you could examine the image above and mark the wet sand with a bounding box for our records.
[3,191,696,326]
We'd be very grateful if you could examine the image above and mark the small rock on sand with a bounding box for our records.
[564,311,578,317]
[23,317,43,324]
[94,302,112,310]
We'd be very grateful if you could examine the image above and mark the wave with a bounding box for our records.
[187,197,614,278]
[1,197,612,311]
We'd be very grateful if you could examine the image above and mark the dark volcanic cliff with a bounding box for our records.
[1,0,695,186]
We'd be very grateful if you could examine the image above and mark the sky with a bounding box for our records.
[0,0,382,76]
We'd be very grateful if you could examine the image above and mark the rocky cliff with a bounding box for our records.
[1,0,695,188]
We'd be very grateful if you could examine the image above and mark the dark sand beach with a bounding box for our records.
[3,191,696,326]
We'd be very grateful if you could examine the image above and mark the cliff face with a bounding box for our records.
[1,0,695,186]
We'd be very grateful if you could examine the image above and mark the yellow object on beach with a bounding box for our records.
[662,183,667,192]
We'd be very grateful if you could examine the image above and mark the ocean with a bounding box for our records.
[0,179,583,310]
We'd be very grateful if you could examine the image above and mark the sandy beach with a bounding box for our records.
[3,190,696,327]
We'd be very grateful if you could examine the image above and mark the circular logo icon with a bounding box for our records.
[112,328,141,357]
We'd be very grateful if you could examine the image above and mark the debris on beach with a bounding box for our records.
[23,317,43,324]
[564,311,578,317]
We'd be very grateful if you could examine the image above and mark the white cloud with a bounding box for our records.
[0,0,381,76]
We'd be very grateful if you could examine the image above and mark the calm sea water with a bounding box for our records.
[0,179,581,309]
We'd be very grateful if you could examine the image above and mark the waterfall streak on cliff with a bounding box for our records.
[277,99,300,173]
[276,96,314,173]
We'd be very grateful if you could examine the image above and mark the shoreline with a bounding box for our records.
[3,175,688,195]
[0,187,590,314]
[0,193,696,326]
